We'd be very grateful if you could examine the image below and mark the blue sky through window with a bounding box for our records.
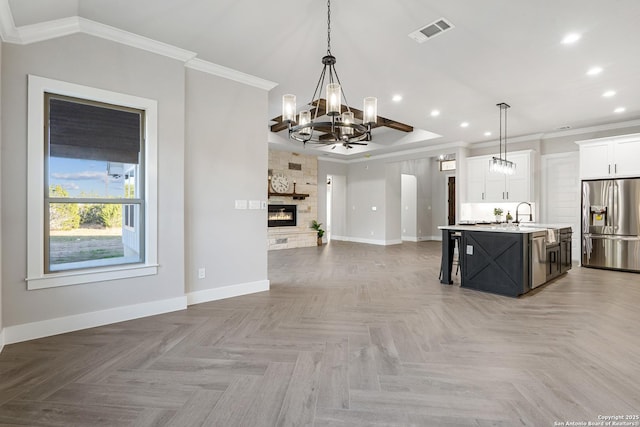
[49,157,125,198]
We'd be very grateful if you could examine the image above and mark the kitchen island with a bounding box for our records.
[439,224,572,297]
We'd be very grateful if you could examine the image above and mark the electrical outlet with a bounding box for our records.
[198,268,206,279]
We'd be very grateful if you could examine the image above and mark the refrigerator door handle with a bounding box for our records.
[584,234,640,242]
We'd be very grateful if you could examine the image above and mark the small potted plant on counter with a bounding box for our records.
[506,211,513,223]
[494,208,504,223]
[311,220,325,246]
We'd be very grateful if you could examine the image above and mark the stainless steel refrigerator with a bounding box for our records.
[582,178,640,272]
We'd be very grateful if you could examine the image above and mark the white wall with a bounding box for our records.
[329,175,347,240]
[401,174,417,240]
[317,159,348,239]
[185,68,268,295]
[0,40,3,350]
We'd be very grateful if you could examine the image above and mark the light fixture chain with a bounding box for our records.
[499,103,503,158]
[504,104,508,161]
[327,0,331,54]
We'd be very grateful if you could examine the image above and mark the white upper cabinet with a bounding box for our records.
[577,134,640,179]
[465,150,533,203]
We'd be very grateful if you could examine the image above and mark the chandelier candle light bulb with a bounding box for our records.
[327,83,341,115]
[341,111,354,135]
[363,97,378,124]
[283,95,296,122]
[299,110,311,135]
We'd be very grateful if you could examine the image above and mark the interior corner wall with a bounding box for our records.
[184,68,268,299]
[317,159,348,239]
[385,163,402,244]
[1,34,186,331]
[0,40,3,349]
[430,159,449,238]
[397,158,433,241]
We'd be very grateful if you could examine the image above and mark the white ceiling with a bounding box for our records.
[6,0,640,159]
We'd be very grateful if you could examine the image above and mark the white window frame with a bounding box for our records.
[27,75,158,290]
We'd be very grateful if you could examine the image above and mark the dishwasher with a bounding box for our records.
[530,231,547,288]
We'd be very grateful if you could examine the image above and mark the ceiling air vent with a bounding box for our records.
[409,18,454,43]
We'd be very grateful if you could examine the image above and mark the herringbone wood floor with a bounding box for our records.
[1,241,639,426]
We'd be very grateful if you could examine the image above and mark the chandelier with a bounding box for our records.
[281,0,377,147]
[490,102,516,175]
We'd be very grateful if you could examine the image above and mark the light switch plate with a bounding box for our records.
[235,200,247,210]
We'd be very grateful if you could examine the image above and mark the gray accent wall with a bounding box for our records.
[185,68,267,291]
[1,33,185,326]
[0,32,269,331]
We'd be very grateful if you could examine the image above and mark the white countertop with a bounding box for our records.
[438,223,572,234]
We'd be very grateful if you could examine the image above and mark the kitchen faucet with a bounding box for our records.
[515,202,533,223]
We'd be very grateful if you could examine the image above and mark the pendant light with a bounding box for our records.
[281,0,377,147]
[490,102,516,175]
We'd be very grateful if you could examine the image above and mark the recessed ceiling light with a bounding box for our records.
[460,122,469,128]
[614,107,626,113]
[562,33,581,44]
[430,109,440,117]
[392,94,403,102]
[586,66,603,76]
[602,90,616,97]
[484,131,492,137]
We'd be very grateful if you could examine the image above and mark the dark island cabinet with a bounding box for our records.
[461,231,529,297]
[560,229,573,274]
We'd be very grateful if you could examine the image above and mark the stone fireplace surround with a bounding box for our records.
[268,150,318,250]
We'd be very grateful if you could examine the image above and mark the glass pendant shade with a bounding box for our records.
[282,94,296,122]
[490,157,516,175]
[341,111,354,136]
[363,97,378,124]
[299,110,311,136]
[326,83,341,115]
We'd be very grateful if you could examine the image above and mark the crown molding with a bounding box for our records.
[78,18,197,62]
[185,58,277,91]
[0,0,19,42]
[541,118,640,139]
[0,1,277,90]
[318,140,470,164]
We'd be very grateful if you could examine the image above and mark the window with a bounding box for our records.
[45,94,145,273]
[28,76,158,289]
[439,159,456,171]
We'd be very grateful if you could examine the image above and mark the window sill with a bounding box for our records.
[26,263,159,290]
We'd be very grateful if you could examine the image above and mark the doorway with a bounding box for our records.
[446,175,455,225]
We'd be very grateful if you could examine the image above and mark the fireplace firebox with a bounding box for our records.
[268,204,297,227]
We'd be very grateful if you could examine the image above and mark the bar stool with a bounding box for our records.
[452,232,462,275]
[439,231,462,281]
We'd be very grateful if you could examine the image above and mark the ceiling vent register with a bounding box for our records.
[409,18,454,43]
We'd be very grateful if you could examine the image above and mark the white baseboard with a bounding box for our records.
[330,236,401,246]
[402,236,419,242]
[3,296,187,345]
[187,280,269,306]
[0,328,5,354]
